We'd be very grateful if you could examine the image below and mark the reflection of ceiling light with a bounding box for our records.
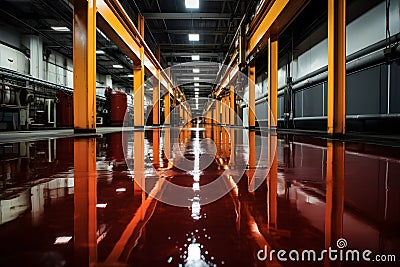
[185,0,199,9]
[194,83,200,86]
[96,203,107,208]
[193,182,200,191]
[193,68,200,73]
[96,50,105,55]
[192,55,200,61]
[189,34,199,41]
[116,188,126,192]
[51,26,70,32]
[187,243,201,262]
[195,92,199,95]
[194,77,200,81]
[54,236,72,244]
[113,64,123,69]
[195,88,199,91]
[125,74,134,78]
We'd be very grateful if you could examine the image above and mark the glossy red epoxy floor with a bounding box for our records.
[0,126,399,267]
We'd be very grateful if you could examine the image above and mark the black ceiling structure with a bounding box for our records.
[0,0,377,99]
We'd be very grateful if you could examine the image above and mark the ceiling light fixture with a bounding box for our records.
[189,34,199,41]
[192,55,200,61]
[194,77,200,81]
[195,88,199,91]
[113,64,123,69]
[51,26,70,32]
[193,68,200,73]
[194,83,200,86]
[185,0,199,9]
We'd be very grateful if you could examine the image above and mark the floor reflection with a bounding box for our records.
[0,127,399,267]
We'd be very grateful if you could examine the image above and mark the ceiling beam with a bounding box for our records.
[142,13,241,20]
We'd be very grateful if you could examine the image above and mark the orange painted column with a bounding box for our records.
[73,0,97,133]
[248,64,256,128]
[328,0,346,135]
[268,36,278,130]
[230,85,235,126]
[134,14,145,127]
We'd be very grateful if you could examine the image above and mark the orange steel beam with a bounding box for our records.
[247,0,310,59]
[73,0,97,132]
[268,36,278,130]
[327,0,346,135]
[248,64,256,128]
[96,0,178,95]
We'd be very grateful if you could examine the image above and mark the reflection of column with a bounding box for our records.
[267,135,278,229]
[134,131,145,219]
[248,130,256,192]
[153,129,160,169]
[164,128,171,163]
[325,141,345,267]
[74,138,97,266]
[229,128,235,166]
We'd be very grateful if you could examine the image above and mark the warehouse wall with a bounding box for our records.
[252,0,400,131]
[0,25,111,90]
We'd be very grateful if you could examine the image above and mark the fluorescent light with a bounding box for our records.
[195,88,199,91]
[54,236,72,244]
[189,34,199,41]
[195,92,199,95]
[185,0,199,9]
[192,55,200,61]
[113,64,123,69]
[193,68,200,73]
[96,50,105,55]
[51,26,70,32]
[194,83,200,86]
[194,77,200,81]
[96,203,108,208]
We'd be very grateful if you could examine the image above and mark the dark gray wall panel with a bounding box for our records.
[346,65,382,115]
[303,84,323,117]
[278,96,284,119]
[255,100,268,121]
[294,91,303,117]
